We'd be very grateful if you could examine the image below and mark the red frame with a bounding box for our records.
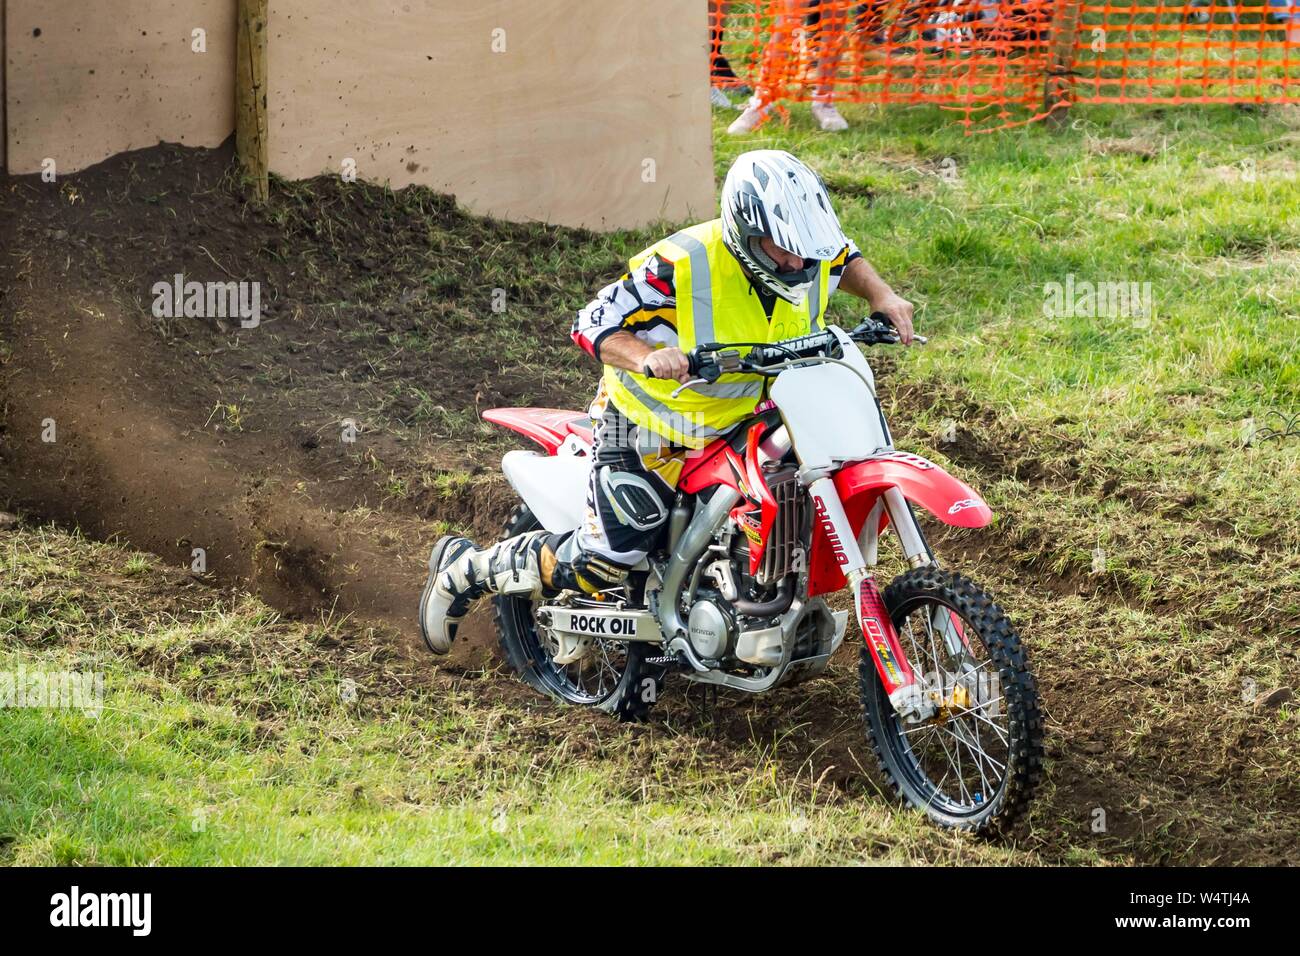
[678,423,783,575]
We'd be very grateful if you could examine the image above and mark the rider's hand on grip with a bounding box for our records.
[852,313,927,347]
[641,347,692,383]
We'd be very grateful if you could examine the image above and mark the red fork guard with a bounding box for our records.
[857,574,917,696]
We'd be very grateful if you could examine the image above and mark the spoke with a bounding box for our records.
[902,711,1004,809]
[922,609,943,672]
[948,729,974,807]
[950,703,1011,744]
[900,701,1010,746]
[605,646,622,691]
[921,716,969,807]
[966,699,993,797]
[950,716,995,795]
[901,720,948,745]
[952,712,967,803]
[900,721,942,736]
[595,642,612,695]
[931,738,966,807]
[932,723,1007,772]
[902,616,931,683]
[919,734,953,809]
[957,658,994,677]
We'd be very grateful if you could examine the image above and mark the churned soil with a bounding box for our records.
[0,139,617,659]
[2,142,1295,864]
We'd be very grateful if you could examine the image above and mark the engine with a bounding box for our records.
[680,466,842,684]
[686,597,733,660]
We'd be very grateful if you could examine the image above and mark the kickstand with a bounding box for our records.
[686,683,720,736]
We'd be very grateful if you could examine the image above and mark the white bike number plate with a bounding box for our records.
[770,327,887,469]
[545,607,659,642]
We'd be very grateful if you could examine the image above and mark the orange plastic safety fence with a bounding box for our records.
[1074,2,1300,104]
[710,1,1300,132]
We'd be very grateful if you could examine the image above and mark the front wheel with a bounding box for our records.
[860,565,1044,832]
[492,504,665,721]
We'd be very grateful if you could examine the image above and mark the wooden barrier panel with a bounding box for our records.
[268,1,714,230]
[3,0,236,175]
[2,0,7,172]
[5,0,713,231]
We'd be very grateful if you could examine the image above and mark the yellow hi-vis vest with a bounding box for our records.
[604,219,832,449]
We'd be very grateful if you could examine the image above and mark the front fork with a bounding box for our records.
[808,478,964,722]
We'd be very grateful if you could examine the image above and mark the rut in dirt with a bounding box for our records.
[0,140,600,654]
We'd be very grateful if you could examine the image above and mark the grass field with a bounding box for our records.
[2,101,1297,865]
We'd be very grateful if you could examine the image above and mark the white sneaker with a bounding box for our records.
[811,100,849,132]
[727,99,771,135]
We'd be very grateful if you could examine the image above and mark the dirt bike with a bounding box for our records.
[481,315,1044,831]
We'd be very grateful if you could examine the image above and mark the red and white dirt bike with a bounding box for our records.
[481,315,1043,831]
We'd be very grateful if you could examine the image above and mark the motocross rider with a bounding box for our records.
[419,150,915,653]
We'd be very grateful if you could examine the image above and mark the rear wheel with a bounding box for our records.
[860,565,1044,832]
[493,504,665,721]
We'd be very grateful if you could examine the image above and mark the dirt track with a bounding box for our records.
[3,143,1297,864]
[0,140,585,662]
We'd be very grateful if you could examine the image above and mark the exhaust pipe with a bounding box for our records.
[733,575,795,617]
[656,488,740,642]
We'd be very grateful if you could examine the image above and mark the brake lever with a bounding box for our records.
[671,377,709,398]
[853,315,928,346]
[669,347,739,397]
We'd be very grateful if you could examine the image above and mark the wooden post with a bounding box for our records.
[236,0,268,201]
[1043,0,1084,126]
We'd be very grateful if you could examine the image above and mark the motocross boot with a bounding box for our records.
[418,531,549,654]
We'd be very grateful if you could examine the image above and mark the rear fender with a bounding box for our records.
[807,452,992,595]
[483,407,590,455]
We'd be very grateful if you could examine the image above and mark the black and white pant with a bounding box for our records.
[554,398,689,569]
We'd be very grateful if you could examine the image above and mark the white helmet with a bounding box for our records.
[721,150,847,306]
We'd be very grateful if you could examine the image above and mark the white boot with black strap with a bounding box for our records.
[418,531,549,654]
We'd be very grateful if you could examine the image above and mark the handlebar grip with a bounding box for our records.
[645,353,706,379]
[862,312,926,346]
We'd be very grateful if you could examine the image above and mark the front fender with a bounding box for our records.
[806,452,991,597]
[834,452,992,529]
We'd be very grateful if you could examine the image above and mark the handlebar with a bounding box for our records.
[643,313,924,385]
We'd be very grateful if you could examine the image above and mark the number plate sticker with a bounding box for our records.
[547,608,658,641]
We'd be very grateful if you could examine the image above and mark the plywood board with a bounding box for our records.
[1,0,7,173]
[4,1,236,174]
[268,1,714,231]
